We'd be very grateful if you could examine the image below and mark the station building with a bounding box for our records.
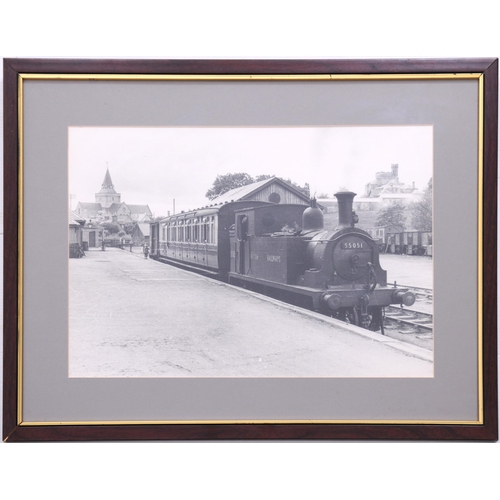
[69,210,85,257]
[208,176,313,207]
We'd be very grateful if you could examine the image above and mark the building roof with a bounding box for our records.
[128,204,152,215]
[69,210,85,226]
[352,197,381,203]
[77,202,103,212]
[210,177,311,205]
[379,193,422,199]
[104,202,152,215]
[316,199,339,206]
[107,202,125,214]
[134,223,150,236]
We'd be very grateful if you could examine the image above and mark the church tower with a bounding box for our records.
[95,168,121,208]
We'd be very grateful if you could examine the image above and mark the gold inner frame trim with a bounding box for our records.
[477,75,484,425]
[20,73,482,81]
[17,74,24,426]
[19,419,483,426]
[16,72,485,427]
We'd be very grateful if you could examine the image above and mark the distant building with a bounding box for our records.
[69,210,85,257]
[131,223,150,245]
[81,224,103,249]
[75,169,153,225]
[353,164,423,211]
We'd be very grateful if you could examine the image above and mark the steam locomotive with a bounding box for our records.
[149,192,415,333]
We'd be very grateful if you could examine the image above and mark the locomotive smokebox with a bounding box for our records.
[334,191,357,229]
[302,198,324,232]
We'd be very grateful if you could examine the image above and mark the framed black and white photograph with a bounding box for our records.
[3,58,498,441]
[68,125,433,378]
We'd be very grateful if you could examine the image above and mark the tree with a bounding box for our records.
[123,222,137,235]
[411,178,432,231]
[376,203,406,228]
[205,172,254,200]
[101,222,121,235]
[282,178,310,197]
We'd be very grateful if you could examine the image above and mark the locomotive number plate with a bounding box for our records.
[341,242,364,249]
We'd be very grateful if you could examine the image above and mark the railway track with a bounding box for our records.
[376,285,434,349]
[384,284,433,330]
[384,305,433,332]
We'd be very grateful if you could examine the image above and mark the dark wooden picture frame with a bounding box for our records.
[3,58,498,441]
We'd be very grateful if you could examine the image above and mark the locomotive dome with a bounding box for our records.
[302,198,324,232]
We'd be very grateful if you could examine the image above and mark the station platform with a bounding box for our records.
[69,248,433,378]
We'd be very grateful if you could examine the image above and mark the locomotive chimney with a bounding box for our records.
[334,191,357,229]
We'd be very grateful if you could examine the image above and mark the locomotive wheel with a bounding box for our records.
[345,306,384,333]
[346,307,361,327]
[368,307,384,333]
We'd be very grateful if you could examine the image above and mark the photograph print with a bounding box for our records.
[68,125,433,378]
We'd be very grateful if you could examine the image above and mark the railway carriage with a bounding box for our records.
[366,226,432,256]
[398,231,432,256]
[365,225,404,253]
[149,201,271,275]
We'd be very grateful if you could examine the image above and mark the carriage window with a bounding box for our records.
[209,216,215,244]
[202,220,208,242]
[194,220,199,242]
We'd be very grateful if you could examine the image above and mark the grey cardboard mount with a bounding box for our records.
[22,79,478,422]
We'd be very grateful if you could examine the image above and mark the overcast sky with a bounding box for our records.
[69,126,433,216]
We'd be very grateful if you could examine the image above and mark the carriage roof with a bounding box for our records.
[154,200,273,224]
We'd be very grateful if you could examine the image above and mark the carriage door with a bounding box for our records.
[150,224,157,255]
[236,214,248,274]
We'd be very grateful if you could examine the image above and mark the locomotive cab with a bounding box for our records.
[231,204,308,283]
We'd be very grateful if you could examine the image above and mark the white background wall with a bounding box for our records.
[1,1,498,498]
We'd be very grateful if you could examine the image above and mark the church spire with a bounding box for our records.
[101,167,114,190]
[95,167,121,208]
